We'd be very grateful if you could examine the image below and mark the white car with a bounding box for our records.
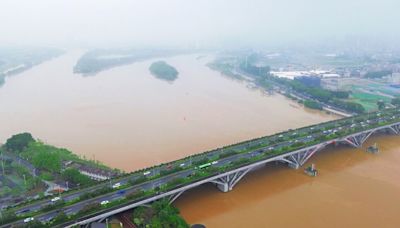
[143,171,151,176]
[211,161,218,165]
[51,196,61,202]
[112,183,121,189]
[24,217,34,223]
[100,200,109,205]
[179,163,185,167]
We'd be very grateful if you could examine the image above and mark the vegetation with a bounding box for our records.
[207,61,244,80]
[62,168,94,187]
[239,61,270,77]
[377,100,386,110]
[349,90,392,111]
[391,97,400,106]
[0,47,64,83]
[74,49,182,75]
[365,70,392,78]
[149,61,179,82]
[270,76,365,113]
[132,199,189,228]
[0,133,118,214]
[4,132,34,153]
[303,100,323,110]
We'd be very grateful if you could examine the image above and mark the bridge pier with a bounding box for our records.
[210,168,253,192]
[280,144,325,169]
[341,130,375,148]
[216,182,229,192]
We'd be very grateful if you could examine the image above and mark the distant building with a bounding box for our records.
[321,78,355,91]
[321,73,340,78]
[389,73,400,85]
[62,160,119,181]
[78,168,112,181]
[295,76,321,87]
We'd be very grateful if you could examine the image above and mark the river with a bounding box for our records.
[0,50,335,171]
[2,51,398,227]
[176,135,400,228]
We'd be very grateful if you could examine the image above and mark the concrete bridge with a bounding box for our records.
[65,119,400,227]
[3,109,400,228]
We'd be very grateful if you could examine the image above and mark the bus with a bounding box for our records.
[197,163,211,169]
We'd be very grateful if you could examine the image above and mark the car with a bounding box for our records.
[100,200,109,205]
[51,197,61,202]
[211,161,218,165]
[24,217,34,223]
[143,171,151,176]
[117,190,126,195]
[112,183,121,189]
[19,208,30,213]
[179,163,185,167]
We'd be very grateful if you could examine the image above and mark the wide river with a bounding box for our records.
[1,51,399,227]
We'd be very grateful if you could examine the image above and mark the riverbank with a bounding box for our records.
[0,133,120,209]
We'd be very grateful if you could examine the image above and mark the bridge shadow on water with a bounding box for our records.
[174,133,400,223]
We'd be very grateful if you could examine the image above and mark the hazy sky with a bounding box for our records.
[0,0,399,49]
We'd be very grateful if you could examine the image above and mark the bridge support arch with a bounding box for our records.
[280,144,326,169]
[210,167,253,192]
[389,123,400,135]
[168,190,185,204]
[342,130,375,148]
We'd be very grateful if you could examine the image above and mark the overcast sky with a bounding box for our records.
[0,0,399,49]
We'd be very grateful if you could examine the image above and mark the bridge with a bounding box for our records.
[2,108,400,227]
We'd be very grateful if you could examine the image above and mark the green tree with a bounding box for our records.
[304,100,323,110]
[32,150,61,172]
[377,100,385,110]
[51,211,68,225]
[4,132,34,152]
[0,210,17,225]
[391,97,400,106]
[62,168,93,186]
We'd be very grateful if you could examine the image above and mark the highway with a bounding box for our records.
[2,108,400,227]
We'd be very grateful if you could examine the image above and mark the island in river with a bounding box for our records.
[73,49,187,75]
[149,61,179,82]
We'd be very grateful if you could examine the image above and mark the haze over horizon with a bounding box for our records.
[0,0,399,50]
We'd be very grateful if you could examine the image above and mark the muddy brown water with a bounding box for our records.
[4,51,395,227]
[0,51,335,171]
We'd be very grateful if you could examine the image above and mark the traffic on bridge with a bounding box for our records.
[2,108,400,227]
